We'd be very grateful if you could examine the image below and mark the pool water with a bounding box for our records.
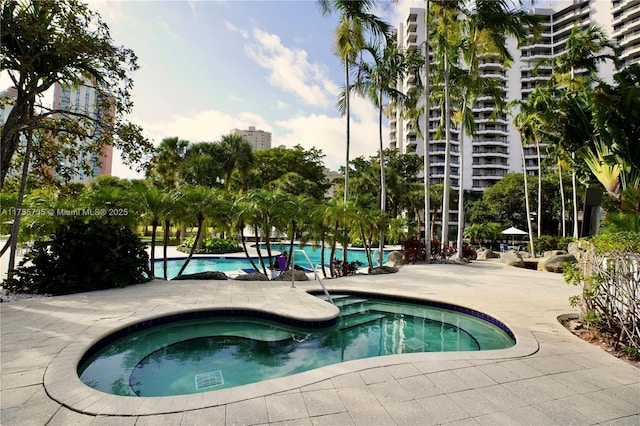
[155,245,389,279]
[78,294,515,397]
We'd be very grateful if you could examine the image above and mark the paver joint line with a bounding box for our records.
[2,261,639,424]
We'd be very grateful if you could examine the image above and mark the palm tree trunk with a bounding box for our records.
[320,233,328,278]
[330,221,338,278]
[378,86,386,266]
[177,218,203,277]
[240,225,260,272]
[423,0,431,262]
[150,222,158,278]
[536,142,542,238]
[559,164,566,237]
[163,219,170,280]
[440,48,452,251]
[344,63,351,203]
[571,153,579,239]
[255,226,268,275]
[7,128,33,281]
[521,142,536,257]
[455,96,467,260]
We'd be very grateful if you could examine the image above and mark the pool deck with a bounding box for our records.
[1,259,639,425]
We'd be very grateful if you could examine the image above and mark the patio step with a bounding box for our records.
[338,312,386,330]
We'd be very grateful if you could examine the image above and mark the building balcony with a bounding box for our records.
[472,162,509,169]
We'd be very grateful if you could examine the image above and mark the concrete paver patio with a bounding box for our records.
[1,260,639,425]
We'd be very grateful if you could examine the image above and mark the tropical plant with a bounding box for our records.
[4,218,150,295]
[179,142,224,188]
[145,137,189,190]
[173,186,219,277]
[0,0,151,189]
[136,184,165,278]
[318,0,390,203]
[219,134,254,192]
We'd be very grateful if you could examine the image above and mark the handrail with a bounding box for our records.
[292,249,334,304]
[372,249,381,267]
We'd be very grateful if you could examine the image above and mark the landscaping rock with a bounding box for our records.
[568,242,584,261]
[171,271,228,280]
[537,249,568,271]
[387,251,405,266]
[272,270,309,281]
[369,265,399,275]
[500,250,525,268]
[539,254,577,273]
[476,248,499,260]
[234,272,269,281]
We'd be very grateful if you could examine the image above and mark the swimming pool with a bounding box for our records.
[78,293,515,397]
[156,245,390,279]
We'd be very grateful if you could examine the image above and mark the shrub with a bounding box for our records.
[534,235,576,252]
[564,232,640,352]
[4,218,150,295]
[332,258,363,277]
[402,236,426,263]
[178,236,241,254]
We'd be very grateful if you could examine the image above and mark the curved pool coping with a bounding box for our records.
[43,289,539,417]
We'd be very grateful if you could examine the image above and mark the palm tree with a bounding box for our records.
[180,142,224,188]
[174,186,217,277]
[511,86,554,240]
[349,35,413,265]
[219,134,254,192]
[146,137,189,190]
[545,25,618,238]
[453,0,538,259]
[318,0,390,203]
[136,184,165,278]
[429,0,463,251]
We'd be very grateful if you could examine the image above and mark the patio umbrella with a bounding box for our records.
[501,226,528,245]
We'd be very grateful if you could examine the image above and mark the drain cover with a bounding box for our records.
[195,370,224,390]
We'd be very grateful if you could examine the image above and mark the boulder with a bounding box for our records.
[537,249,568,271]
[369,265,399,275]
[234,272,269,281]
[567,242,584,261]
[272,270,310,281]
[171,271,228,280]
[387,251,405,266]
[539,254,577,273]
[500,250,525,268]
[476,248,499,260]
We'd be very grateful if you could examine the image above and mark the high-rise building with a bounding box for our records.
[391,0,631,193]
[230,126,272,151]
[52,81,113,183]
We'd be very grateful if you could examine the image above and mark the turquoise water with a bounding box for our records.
[78,294,515,397]
[155,245,389,279]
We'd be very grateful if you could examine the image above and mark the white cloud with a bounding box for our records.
[85,0,125,22]
[225,20,249,39]
[276,95,388,171]
[111,98,387,179]
[245,28,334,108]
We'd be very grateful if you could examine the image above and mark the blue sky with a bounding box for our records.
[85,0,421,178]
[2,0,549,179]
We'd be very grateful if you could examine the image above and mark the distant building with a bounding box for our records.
[52,81,113,183]
[231,126,272,151]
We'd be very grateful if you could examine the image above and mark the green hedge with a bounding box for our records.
[177,236,241,254]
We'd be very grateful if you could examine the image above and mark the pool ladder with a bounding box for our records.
[292,249,334,304]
